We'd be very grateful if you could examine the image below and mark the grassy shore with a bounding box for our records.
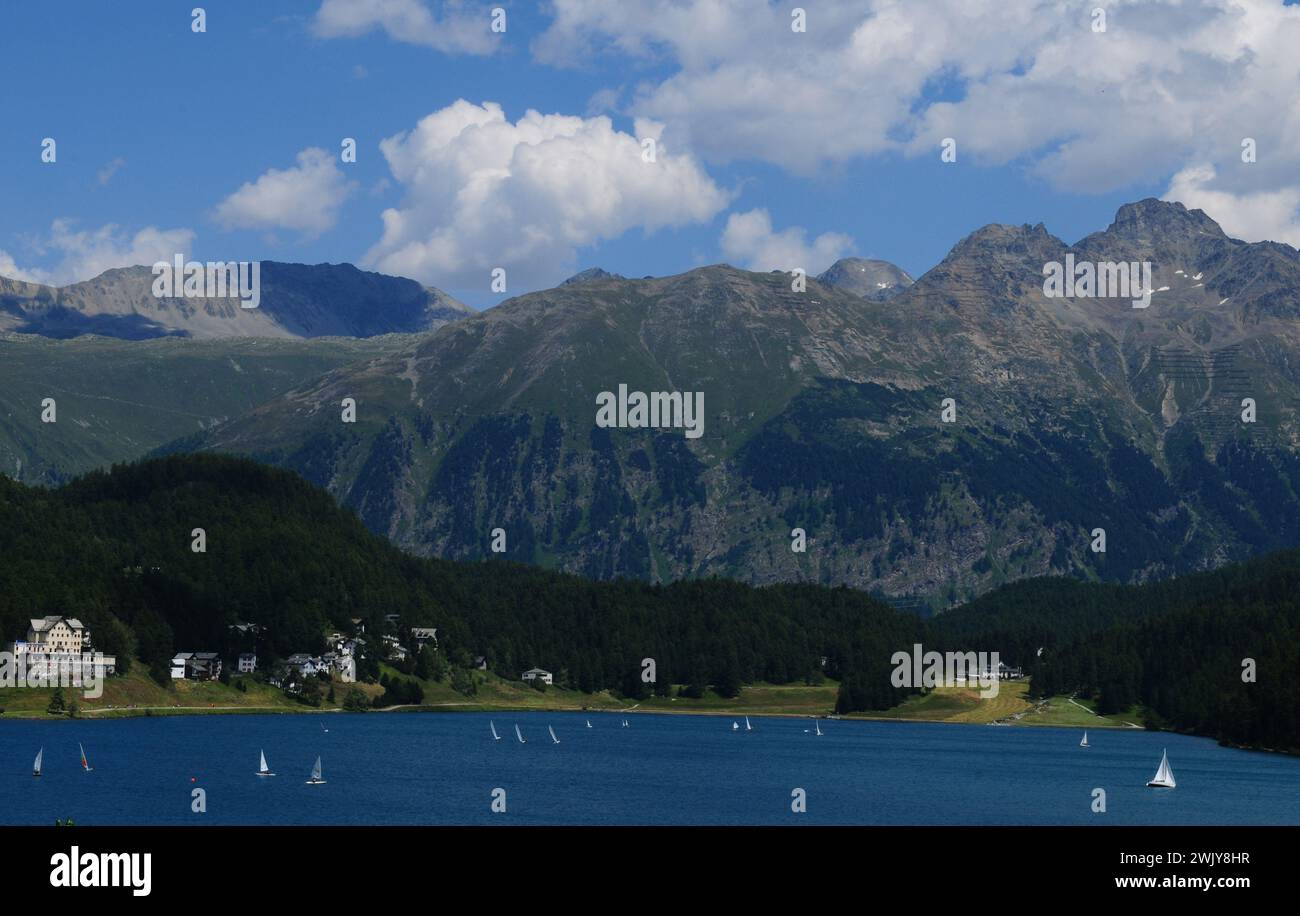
[0,662,1138,729]
[851,681,1142,728]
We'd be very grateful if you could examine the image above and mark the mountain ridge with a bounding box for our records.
[0,260,472,340]
[168,199,1300,604]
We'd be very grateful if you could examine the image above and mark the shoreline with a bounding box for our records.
[4,701,1294,755]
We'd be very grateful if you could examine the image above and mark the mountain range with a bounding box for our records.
[3,199,1300,606]
[0,260,471,340]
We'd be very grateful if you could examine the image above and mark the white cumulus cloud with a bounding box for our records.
[312,0,500,54]
[720,209,852,274]
[0,220,197,287]
[363,99,731,289]
[1164,165,1300,248]
[533,0,1300,245]
[214,148,355,236]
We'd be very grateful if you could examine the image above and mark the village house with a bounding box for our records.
[171,652,222,681]
[282,651,356,684]
[521,667,553,686]
[285,653,321,677]
[237,652,257,674]
[410,627,438,648]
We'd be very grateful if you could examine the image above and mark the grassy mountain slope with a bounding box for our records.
[0,332,407,483]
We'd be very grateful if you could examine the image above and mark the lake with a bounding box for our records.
[2,712,1298,825]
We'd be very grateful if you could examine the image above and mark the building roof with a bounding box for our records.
[522,667,551,676]
[31,616,85,632]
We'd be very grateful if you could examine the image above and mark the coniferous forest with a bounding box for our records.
[1,454,1296,752]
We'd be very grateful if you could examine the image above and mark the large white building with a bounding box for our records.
[27,616,88,653]
[521,667,553,686]
[7,616,116,676]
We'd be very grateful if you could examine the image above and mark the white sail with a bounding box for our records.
[1147,749,1176,788]
[79,742,92,771]
[516,723,526,744]
[745,716,752,731]
[491,721,501,740]
[1080,731,1089,747]
[34,748,43,776]
[257,749,275,776]
[815,719,823,736]
[306,756,325,784]
[549,725,560,744]
[586,720,592,728]
[732,721,739,730]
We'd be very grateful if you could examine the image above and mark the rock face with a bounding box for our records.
[31,200,1300,605]
[817,257,914,299]
[560,267,624,286]
[0,261,472,340]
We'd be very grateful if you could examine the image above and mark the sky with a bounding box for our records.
[1,0,1299,309]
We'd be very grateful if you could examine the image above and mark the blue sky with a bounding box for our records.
[2,1,1298,309]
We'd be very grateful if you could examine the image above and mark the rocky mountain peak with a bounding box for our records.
[816,258,914,299]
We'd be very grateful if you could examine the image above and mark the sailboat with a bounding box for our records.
[745,716,752,731]
[549,725,560,745]
[305,756,326,785]
[79,743,93,772]
[1080,731,1089,748]
[515,723,526,744]
[33,748,43,778]
[732,720,739,731]
[320,721,329,734]
[621,719,629,728]
[586,720,592,729]
[814,719,823,736]
[256,750,275,777]
[490,721,501,741]
[1147,749,1176,788]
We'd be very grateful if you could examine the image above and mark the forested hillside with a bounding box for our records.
[0,455,922,704]
[932,554,1300,751]
[2,454,1295,751]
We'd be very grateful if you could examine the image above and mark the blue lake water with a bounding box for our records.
[2,711,1298,825]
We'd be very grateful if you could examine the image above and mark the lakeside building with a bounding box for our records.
[6,616,117,677]
[381,634,408,661]
[285,651,356,683]
[410,627,438,648]
[170,652,223,680]
[521,667,553,686]
[238,652,257,673]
